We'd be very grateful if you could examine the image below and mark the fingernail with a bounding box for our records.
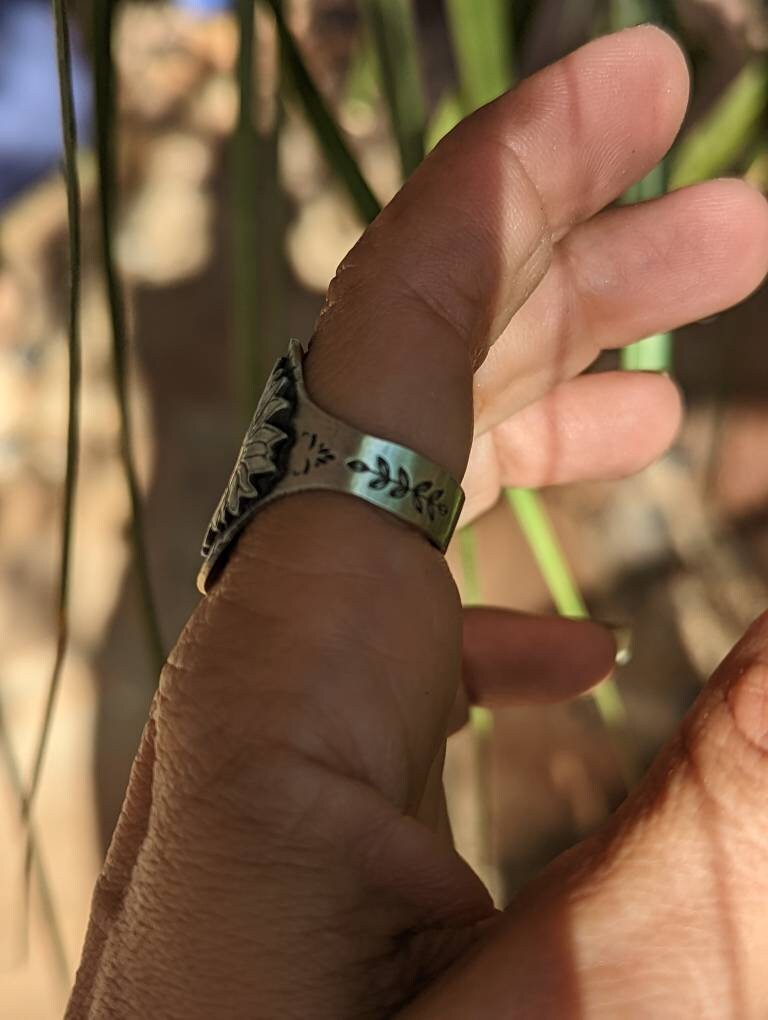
[563,616,634,668]
[594,620,633,667]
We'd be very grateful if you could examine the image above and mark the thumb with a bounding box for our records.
[401,610,768,1018]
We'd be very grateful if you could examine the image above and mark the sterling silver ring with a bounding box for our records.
[197,339,465,594]
[197,338,461,595]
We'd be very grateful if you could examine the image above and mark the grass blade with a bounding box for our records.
[92,0,164,672]
[22,0,84,856]
[610,0,675,373]
[457,526,495,897]
[233,0,259,417]
[262,0,380,224]
[235,5,287,419]
[670,61,768,189]
[621,332,673,371]
[619,160,674,373]
[360,0,427,177]
[458,526,493,730]
[425,89,463,151]
[506,488,627,730]
[746,144,768,190]
[445,0,514,113]
[1,702,69,984]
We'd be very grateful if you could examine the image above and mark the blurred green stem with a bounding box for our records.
[619,158,673,372]
[1,703,68,984]
[506,489,627,730]
[233,0,260,415]
[446,0,514,113]
[233,2,285,417]
[360,0,426,177]
[263,0,380,224]
[23,0,84,830]
[670,61,768,189]
[92,0,165,673]
[13,0,79,977]
[458,526,495,897]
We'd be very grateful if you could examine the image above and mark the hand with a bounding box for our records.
[68,27,768,1019]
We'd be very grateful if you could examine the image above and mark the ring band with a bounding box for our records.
[197,339,465,594]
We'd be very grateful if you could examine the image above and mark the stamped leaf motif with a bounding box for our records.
[368,455,390,490]
[427,488,448,520]
[202,356,295,556]
[344,454,449,522]
[387,465,407,498]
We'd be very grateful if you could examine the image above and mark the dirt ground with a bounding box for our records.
[1,3,767,1016]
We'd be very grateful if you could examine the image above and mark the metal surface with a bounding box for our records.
[198,339,464,593]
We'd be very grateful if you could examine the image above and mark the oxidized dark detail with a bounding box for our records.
[347,457,449,521]
[291,430,336,476]
[201,354,297,557]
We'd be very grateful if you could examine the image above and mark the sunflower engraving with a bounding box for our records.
[201,354,297,557]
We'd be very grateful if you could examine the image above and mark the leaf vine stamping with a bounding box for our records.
[347,456,448,520]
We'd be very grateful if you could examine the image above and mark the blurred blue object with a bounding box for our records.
[174,0,232,11]
[0,0,92,208]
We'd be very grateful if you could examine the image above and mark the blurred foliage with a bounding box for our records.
[361,0,426,176]
[446,0,516,111]
[92,0,165,670]
[671,60,768,188]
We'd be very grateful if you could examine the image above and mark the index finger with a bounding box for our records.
[306,25,690,481]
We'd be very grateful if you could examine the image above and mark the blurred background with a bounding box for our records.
[0,0,767,1015]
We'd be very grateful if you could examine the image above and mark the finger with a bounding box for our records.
[463,608,618,706]
[68,715,157,1017]
[306,26,690,479]
[208,27,693,800]
[447,609,618,735]
[403,612,768,1017]
[474,178,768,431]
[461,371,682,523]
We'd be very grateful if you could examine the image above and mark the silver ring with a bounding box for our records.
[198,339,465,594]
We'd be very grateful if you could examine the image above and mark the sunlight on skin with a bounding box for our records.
[67,28,768,1020]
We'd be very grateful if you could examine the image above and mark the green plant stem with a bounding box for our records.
[670,61,768,189]
[445,0,514,113]
[458,526,495,898]
[1,701,68,984]
[263,0,380,224]
[458,524,481,604]
[92,0,164,673]
[233,1,263,416]
[459,526,493,733]
[360,0,426,177]
[506,489,627,729]
[619,159,673,372]
[22,0,84,838]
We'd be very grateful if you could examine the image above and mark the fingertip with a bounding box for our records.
[715,178,768,294]
[618,371,684,473]
[462,608,619,705]
[590,23,691,130]
[624,23,690,89]
[673,177,768,308]
[490,371,682,489]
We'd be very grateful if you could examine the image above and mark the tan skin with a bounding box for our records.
[67,27,768,1019]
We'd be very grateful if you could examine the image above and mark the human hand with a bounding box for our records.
[68,26,768,1019]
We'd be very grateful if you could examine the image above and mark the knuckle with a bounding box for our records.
[678,655,768,819]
